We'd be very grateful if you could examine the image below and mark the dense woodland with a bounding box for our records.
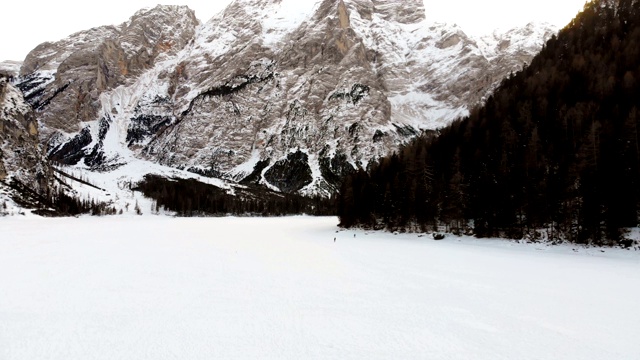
[4,172,334,217]
[135,175,334,216]
[4,179,117,216]
[338,0,640,245]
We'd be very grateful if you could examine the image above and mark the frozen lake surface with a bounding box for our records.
[1,216,639,359]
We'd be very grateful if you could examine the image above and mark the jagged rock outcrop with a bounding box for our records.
[19,0,556,195]
[0,73,52,194]
[17,5,198,142]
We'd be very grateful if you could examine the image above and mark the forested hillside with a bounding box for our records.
[135,175,334,217]
[338,0,640,244]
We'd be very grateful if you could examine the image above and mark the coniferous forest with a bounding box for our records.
[338,0,640,245]
[135,175,335,217]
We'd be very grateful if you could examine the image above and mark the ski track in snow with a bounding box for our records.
[0,216,638,359]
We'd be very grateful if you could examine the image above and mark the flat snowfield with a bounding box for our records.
[0,216,638,359]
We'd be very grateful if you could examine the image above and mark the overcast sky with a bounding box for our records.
[2,0,587,61]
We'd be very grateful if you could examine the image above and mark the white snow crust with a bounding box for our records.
[0,216,638,359]
[260,0,320,45]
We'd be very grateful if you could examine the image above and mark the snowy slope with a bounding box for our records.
[52,158,236,216]
[0,216,638,359]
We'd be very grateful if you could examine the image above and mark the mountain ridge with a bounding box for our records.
[12,0,556,198]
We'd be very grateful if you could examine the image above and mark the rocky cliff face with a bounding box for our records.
[17,0,556,195]
[17,5,198,140]
[0,72,51,195]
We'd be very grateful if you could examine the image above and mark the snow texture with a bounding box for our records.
[52,157,236,216]
[0,216,638,359]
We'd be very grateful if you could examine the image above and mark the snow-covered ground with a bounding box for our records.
[49,157,239,217]
[0,216,638,359]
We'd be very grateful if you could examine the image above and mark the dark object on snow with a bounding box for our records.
[433,233,446,240]
[620,239,634,248]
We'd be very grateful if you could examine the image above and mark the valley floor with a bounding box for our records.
[0,216,638,359]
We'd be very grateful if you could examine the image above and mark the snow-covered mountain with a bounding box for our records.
[16,0,556,195]
[18,5,198,141]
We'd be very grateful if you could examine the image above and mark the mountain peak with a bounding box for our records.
[132,4,194,16]
[16,1,555,195]
[126,4,197,30]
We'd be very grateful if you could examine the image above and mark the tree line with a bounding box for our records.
[5,179,117,216]
[338,0,640,245]
[135,175,335,217]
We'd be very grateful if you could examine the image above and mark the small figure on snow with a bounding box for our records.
[334,237,336,242]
